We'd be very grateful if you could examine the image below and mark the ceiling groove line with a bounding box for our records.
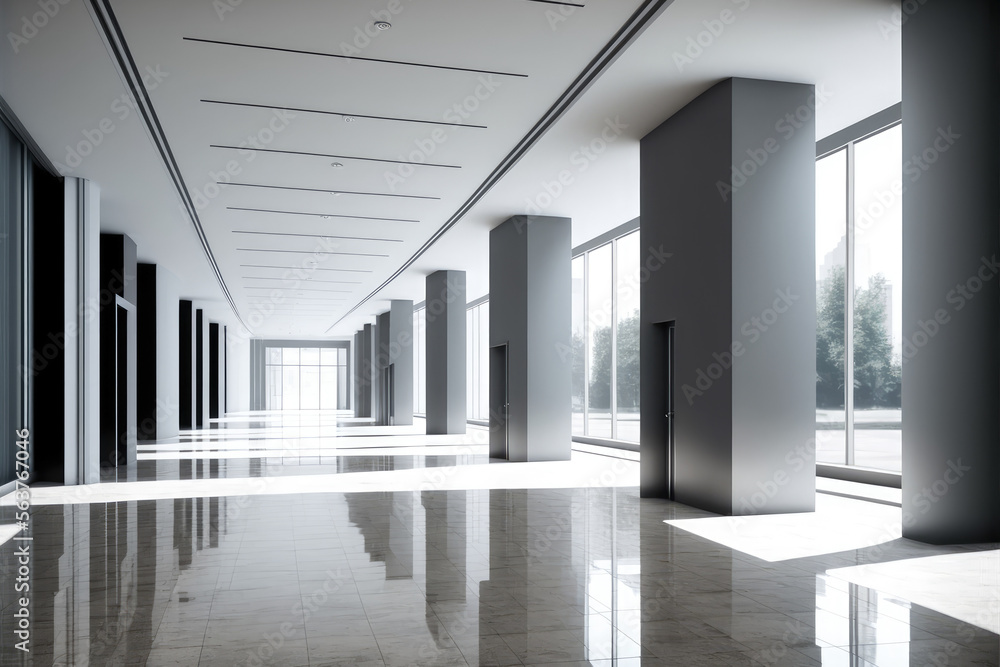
[84,0,248,330]
[228,207,419,224]
[221,182,440,200]
[241,277,363,284]
[210,145,462,169]
[232,231,404,243]
[183,38,528,78]
[327,0,676,332]
[237,248,389,257]
[202,100,488,130]
[240,264,373,274]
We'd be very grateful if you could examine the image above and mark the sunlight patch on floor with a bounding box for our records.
[827,550,1000,634]
[665,493,902,562]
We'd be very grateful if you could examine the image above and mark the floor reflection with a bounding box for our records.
[0,415,997,665]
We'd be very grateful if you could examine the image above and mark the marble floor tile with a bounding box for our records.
[0,413,995,665]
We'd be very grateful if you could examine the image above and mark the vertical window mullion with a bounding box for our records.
[845,142,856,467]
[583,253,590,436]
[610,239,618,440]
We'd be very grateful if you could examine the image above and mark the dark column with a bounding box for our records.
[136,265,180,440]
[31,164,66,481]
[426,271,467,434]
[137,264,157,440]
[179,300,195,429]
[209,323,220,420]
[640,78,816,514]
[901,1,1000,543]
[99,233,138,468]
[489,215,572,462]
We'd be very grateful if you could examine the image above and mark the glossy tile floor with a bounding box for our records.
[1,412,997,666]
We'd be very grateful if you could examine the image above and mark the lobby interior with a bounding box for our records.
[1,0,998,665]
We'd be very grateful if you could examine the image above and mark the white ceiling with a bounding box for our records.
[0,0,900,338]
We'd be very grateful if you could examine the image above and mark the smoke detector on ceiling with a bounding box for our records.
[374,21,391,30]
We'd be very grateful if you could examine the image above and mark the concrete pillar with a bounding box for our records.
[640,78,817,515]
[901,0,1000,543]
[489,215,572,462]
[426,270,467,434]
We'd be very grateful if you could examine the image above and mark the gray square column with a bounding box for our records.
[640,78,817,515]
[425,271,467,434]
[489,215,572,462]
[901,0,999,544]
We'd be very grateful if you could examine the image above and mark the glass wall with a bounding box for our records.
[0,120,28,488]
[815,122,902,471]
[413,308,426,415]
[265,345,348,411]
[572,228,640,442]
[466,301,489,421]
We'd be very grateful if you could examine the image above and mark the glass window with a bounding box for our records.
[300,367,320,410]
[264,344,349,411]
[478,303,489,421]
[413,308,426,415]
[615,231,641,442]
[570,227,642,443]
[464,301,490,422]
[816,148,848,465]
[853,125,902,471]
[587,244,613,438]
[282,366,300,410]
[320,366,338,410]
[815,122,902,472]
[467,308,475,420]
[571,256,586,436]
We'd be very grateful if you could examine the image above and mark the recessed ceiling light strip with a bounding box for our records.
[327,0,675,331]
[221,182,439,200]
[526,0,585,7]
[240,264,372,274]
[247,298,348,303]
[242,277,362,284]
[228,206,419,224]
[201,99,487,130]
[245,286,352,293]
[232,230,403,243]
[184,37,528,78]
[210,145,461,170]
[237,248,389,257]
